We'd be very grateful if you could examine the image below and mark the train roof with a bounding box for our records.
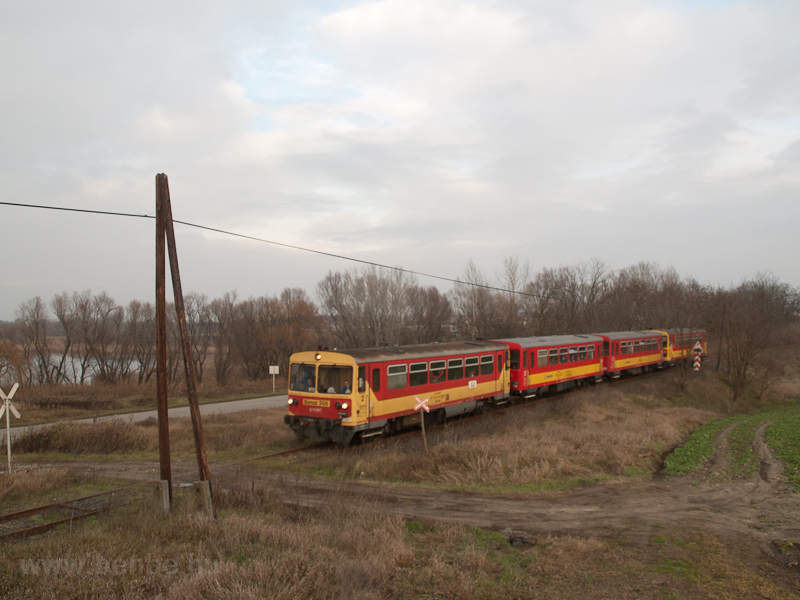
[494,334,604,348]
[663,328,706,335]
[314,340,508,363]
[593,330,662,341]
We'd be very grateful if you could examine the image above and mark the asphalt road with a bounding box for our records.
[2,394,289,443]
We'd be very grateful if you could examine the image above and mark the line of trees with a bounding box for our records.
[0,260,797,400]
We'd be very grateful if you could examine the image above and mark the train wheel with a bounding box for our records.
[436,409,446,425]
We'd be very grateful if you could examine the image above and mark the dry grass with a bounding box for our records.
[303,385,714,490]
[13,422,152,455]
[0,467,69,504]
[11,407,296,459]
[0,485,795,600]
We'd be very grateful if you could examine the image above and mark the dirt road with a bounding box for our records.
[38,417,800,588]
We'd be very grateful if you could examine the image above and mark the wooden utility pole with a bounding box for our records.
[155,175,172,499]
[155,173,214,514]
[163,186,213,487]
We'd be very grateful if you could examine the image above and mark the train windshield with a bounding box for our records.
[290,364,316,392]
[509,349,520,370]
[318,365,354,395]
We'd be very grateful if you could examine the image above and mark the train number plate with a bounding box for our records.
[304,399,329,407]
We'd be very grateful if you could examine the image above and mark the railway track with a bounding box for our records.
[0,484,149,543]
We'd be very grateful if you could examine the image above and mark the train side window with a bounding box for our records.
[448,358,463,381]
[588,345,595,359]
[498,353,504,372]
[358,366,366,393]
[569,347,578,363]
[602,342,609,357]
[559,348,568,364]
[387,364,407,390]
[465,357,479,378]
[621,343,627,355]
[430,360,446,383]
[371,368,381,392]
[537,350,547,368]
[522,351,527,369]
[549,349,558,366]
[410,362,428,387]
[578,346,586,361]
[509,349,520,370]
[480,355,494,375]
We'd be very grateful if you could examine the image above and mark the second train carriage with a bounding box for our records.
[496,334,604,399]
[285,341,510,444]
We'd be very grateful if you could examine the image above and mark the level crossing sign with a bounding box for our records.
[0,383,21,474]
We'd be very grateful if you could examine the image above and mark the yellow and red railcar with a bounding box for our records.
[496,335,605,398]
[594,330,664,378]
[284,341,510,444]
[649,328,707,364]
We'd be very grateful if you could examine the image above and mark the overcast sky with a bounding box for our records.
[1,0,798,320]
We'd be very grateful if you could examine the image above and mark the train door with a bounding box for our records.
[369,364,382,422]
[499,351,509,395]
[356,365,368,424]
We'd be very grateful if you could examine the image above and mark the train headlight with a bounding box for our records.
[335,402,342,409]
[342,402,349,410]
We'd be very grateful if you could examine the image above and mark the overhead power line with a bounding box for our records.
[0,200,547,300]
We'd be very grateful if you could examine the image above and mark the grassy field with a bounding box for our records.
[3,364,800,599]
[1,482,797,600]
[663,403,800,487]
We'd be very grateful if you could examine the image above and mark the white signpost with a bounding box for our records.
[414,396,430,453]
[269,365,279,393]
[0,383,21,475]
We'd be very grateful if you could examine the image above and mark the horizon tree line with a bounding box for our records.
[0,259,797,401]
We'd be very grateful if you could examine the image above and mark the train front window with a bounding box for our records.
[290,364,316,392]
[318,365,353,394]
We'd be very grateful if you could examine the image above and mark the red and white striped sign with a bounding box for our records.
[414,396,430,413]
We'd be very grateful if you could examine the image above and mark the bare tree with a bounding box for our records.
[491,256,532,337]
[86,293,132,384]
[185,292,211,384]
[128,300,156,384]
[407,285,452,343]
[721,273,798,401]
[317,266,417,348]
[0,324,26,387]
[209,291,239,387]
[450,260,494,340]
[15,296,53,385]
[51,292,79,384]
